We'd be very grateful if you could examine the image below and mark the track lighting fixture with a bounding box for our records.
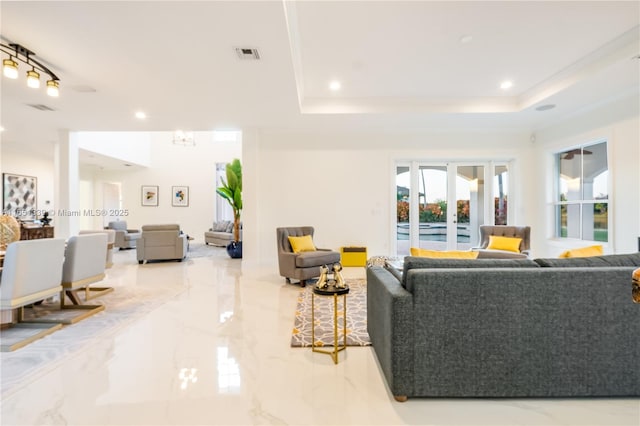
[1,42,60,96]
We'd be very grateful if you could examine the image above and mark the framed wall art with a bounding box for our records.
[141,185,159,206]
[172,186,189,207]
[3,173,37,220]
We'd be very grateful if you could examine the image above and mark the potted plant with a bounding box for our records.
[216,158,243,258]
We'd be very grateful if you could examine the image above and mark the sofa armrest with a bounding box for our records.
[366,266,414,398]
[174,235,187,258]
[278,251,298,277]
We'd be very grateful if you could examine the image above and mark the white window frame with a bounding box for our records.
[553,139,610,243]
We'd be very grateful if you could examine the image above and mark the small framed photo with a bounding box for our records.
[141,185,159,206]
[172,186,189,207]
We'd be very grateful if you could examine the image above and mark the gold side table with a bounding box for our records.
[312,284,349,364]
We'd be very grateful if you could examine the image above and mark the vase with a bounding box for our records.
[226,241,243,259]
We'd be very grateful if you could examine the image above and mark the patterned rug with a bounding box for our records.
[291,279,371,347]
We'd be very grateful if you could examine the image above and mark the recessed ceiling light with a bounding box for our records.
[0,126,4,132]
[459,35,473,44]
[500,80,513,90]
[329,81,341,91]
[135,111,146,119]
[535,104,556,111]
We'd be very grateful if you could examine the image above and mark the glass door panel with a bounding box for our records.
[396,165,410,256]
[418,166,448,251]
[455,165,484,250]
[494,165,508,225]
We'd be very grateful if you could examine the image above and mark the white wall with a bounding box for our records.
[79,132,151,167]
[87,132,241,240]
[528,93,640,257]
[244,130,530,266]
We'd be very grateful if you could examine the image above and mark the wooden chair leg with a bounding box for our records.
[394,395,408,402]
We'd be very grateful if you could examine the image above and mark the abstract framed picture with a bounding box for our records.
[141,185,159,206]
[172,186,189,207]
[3,173,37,220]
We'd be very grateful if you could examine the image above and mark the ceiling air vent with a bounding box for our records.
[235,47,260,60]
[27,104,56,111]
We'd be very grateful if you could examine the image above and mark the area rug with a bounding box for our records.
[187,242,227,259]
[291,279,371,347]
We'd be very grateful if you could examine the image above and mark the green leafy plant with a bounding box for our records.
[216,158,242,242]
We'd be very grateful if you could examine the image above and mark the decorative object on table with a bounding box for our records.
[141,185,159,206]
[216,159,242,258]
[0,214,21,250]
[633,268,640,304]
[314,263,346,290]
[3,173,37,220]
[171,186,189,207]
[316,265,330,289]
[40,211,51,226]
[333,263,346,288]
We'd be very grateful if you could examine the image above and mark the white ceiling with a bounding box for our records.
[1,1,638,159]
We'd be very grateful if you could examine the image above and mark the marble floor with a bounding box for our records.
[1,247,638,426]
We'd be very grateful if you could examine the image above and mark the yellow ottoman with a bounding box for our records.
[340,246,367,267]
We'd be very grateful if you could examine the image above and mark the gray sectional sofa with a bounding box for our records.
[366,253,640,401]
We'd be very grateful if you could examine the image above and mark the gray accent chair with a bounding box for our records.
[107,221,141,250]
[137,224,188,264]
[473,225,531,259]
[276,226,340,287]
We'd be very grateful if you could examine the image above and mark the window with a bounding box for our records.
[555,141,608,242]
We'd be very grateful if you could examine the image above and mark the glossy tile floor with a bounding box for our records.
[1,247,639,425]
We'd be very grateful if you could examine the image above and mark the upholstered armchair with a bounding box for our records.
[107,221,141,249]
[473,225,531,259]
[0,238,66,351]
[137,224,188,264]
[59,233,110,322]
[276,226,341,287]
[80,229,116,268]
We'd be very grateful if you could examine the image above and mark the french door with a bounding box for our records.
[395,162,510,256]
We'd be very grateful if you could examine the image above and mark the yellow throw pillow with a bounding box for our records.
[487,235,522,253]
[288,235,316,253]
[559,245,603,258]
[410,247,479,259]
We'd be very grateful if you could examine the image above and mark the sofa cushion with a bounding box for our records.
[534,252,640,267]
[288,235,316,253]
[213,221,229,232]
[410,247,479,259]
[401,256,539,287]
[295,250,340,268]
[559,244,603,258]
[487,235,522,253]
